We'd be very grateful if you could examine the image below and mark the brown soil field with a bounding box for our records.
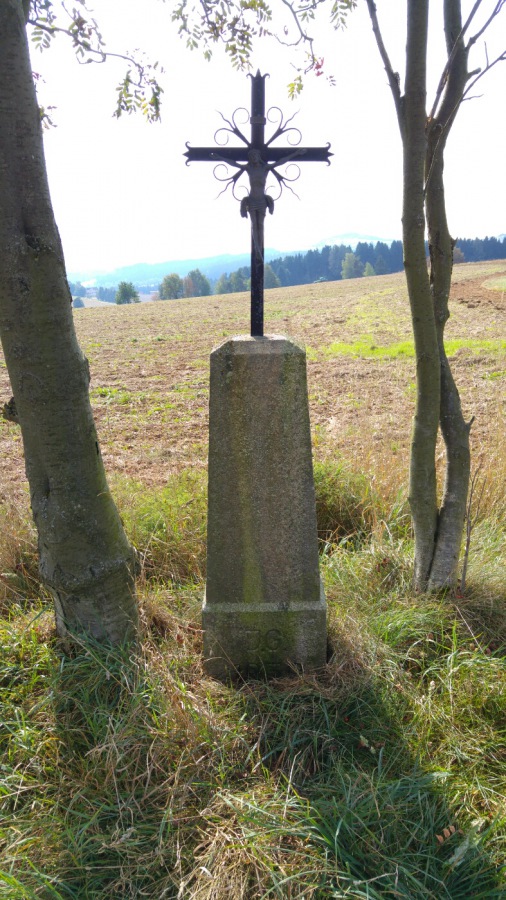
[1,260,505,504]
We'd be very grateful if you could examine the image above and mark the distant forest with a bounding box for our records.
[215,234,506,293]
[69,235,506,299]
[270,240,403,285]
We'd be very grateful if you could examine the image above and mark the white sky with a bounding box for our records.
[32,0,506,275]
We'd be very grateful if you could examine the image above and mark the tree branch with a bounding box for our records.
[364,0,404,134]
[28,4,163,121]
[278,0,315,52]
[429,0,504,122]
[467,0,505,48]
[429,0,470,122]
[463,47,506,97]
[459,0,484,40]
[425,0,504,194]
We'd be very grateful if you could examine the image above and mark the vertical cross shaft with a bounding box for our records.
[249,72,267,337]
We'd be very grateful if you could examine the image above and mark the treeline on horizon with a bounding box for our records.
[69,234,505,299]
[213,234,506,293]
[271,240,403,286]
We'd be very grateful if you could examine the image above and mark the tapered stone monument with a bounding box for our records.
[203,335,326,679]
[185,72,330,678]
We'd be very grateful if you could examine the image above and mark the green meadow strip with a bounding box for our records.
[317,338,506,360]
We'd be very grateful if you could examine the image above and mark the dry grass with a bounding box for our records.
[1,261,504,499]
[0,498,38,608]
[0,261,505,897]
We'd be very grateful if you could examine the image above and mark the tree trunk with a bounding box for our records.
[367,0,477,592]
[401,0,442,589]
[424,144,471,589]
[0,0,138,643]
[424,0,472,589]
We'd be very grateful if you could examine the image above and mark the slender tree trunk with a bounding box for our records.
[425,155,471,588]
[424,0,472,589]
[401,0,442,588]
[366,0,479,591]
[0,0,138,642]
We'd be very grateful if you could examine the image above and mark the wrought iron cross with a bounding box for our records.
[184,71,332,336]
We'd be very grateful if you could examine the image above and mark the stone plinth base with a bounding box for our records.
[203,335,326,680]
[203,590,327,679]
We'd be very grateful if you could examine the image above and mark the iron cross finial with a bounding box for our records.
[184,72,332,336]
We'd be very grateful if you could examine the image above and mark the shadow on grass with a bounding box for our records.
[2,594,504,899]
[45,641,184,899]
[179,621,505,899]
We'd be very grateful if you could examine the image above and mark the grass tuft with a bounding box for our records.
[112,469,208,584]
[0,449,505,897]
[0,497,38,609]
[313,460,377,547]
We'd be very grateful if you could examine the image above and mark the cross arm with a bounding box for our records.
[184,144,333,165]
[184,145,250,164]
[266,145,333,164]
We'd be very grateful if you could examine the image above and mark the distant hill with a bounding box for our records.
[69,238,396,288]
[68,249,287,289]
[67,238,395,288]
[68,231,505,290]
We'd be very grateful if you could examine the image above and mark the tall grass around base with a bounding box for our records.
[0,500,38,609]
[112,469,208,584]
[0,452,505,898]
[111,458,411,583]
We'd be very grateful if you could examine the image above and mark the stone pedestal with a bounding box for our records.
[203,335,326,679]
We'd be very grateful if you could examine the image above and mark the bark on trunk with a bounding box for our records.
[424,0,472,589]
[0,0,138,642]
[366,0,476,592]
[401,0,441,588]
